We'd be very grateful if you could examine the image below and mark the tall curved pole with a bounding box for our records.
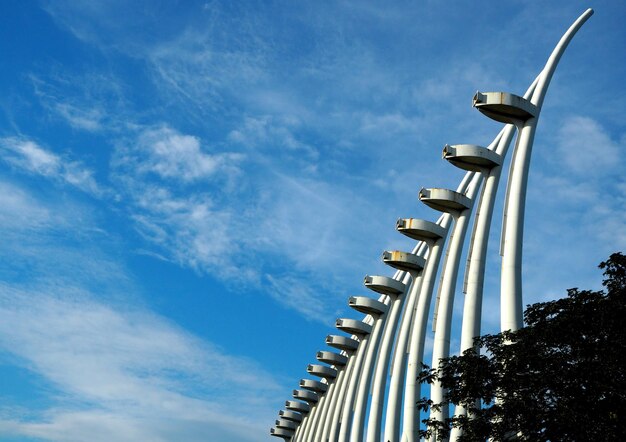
[366,243,428,442]
[329,316,373,442]
[299,377,332,441]
[347,311,388,442]
[320,340,360,442]
[427,171,485,440]
[450,78,539,441]
[355,270,412,441]
[400,172,474,442]
[501,8,593,332]
[381,215,447,441]
[310,369,341,441]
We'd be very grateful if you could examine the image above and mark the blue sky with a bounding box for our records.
[0,1,624,441]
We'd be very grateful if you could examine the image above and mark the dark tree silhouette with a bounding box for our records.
[419,252,626,441]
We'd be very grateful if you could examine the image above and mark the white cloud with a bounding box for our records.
[0,179,281,442]
[108,123,394,321]
[28,72,122,133]
[266,273,336,323]
[104,112,409,319]
[252,173,374,266]
[1,138,59,175]
[54,102,104,131]
[228,115,318,160]
[556,115,622,175]
[0,181,51,229]
[0,137,101,195]
[130,126,244,183]
[128,187,246,278]
[111,126,250,278]
[0,409,266,442]
[0,284,280,442]
[529,116,626,259]
[0,180,136,306]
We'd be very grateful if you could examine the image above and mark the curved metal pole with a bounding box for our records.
[298,389,324,441]
[298,405,315,441]
[320,343,360,442]
[427,172,483,440]
[309,377,342,442]
[300,399,321,441]
[310,376,338,441]
[301,376,333,442]
[400,171,474,442]
[305,250,412,442]
[451,10,592,434]
[366,243,428,442]
[348,310,389,442]
[382,215,447,441]
[364,295,410,441]
[401,241,445,442]
[321,346,368,442]
[296,415,308,441]
[501,8,593,332]
[292,415,304,442]
[329,328,370,441]
[450,78,540,441]
[446,127,515,441]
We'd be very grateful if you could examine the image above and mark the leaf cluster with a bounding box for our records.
[418,253,626,441]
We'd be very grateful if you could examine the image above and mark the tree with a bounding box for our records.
[418,252,626,441]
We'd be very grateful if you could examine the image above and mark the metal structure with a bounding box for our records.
[270,9,593,442]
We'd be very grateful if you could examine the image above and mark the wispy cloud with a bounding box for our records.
[1,138,60,175]
[121,125,244,183]
[0,137,101,195]
[28,71,125,133]
[508,114,626,314]
[228,115,318,161]
[0,181,51,229]
[128,187,245,278]
[0,284,281,442]
[0,179,282,442]
[111,125,249,279]
[266,274,336,322]
[107,122,393,320]
[556,115,622,175]
[35,0,625,329]
[54,102,104,132]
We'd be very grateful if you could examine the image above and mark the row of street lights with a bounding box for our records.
[270,9,593,441]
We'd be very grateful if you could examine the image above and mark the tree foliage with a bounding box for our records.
[419,252,626,441]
